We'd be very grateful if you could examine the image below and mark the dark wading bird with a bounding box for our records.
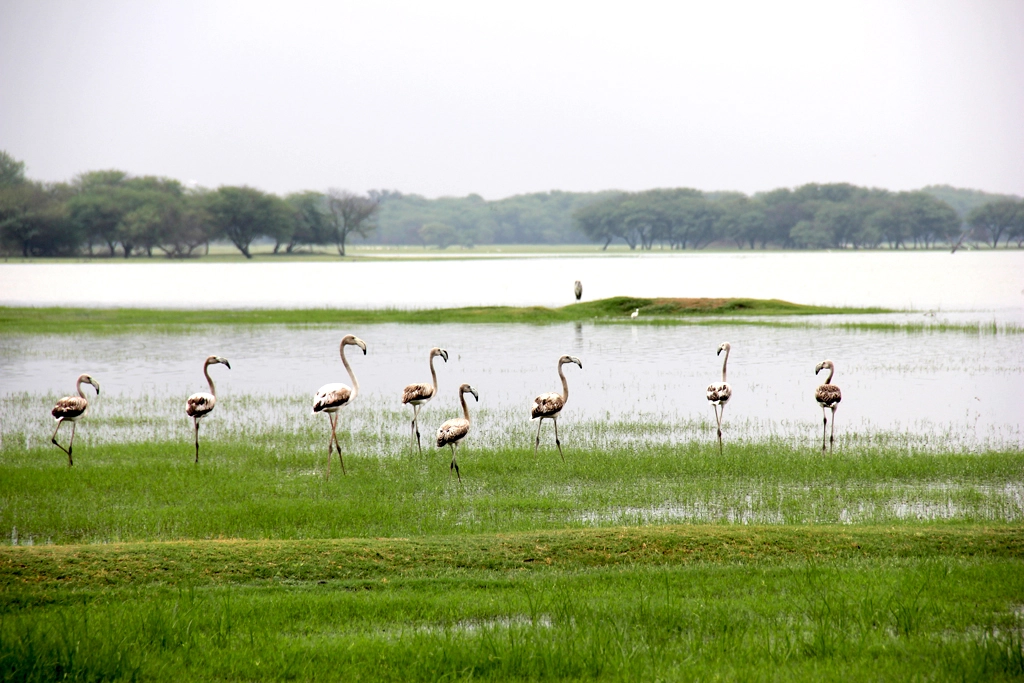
[531,355,583,461]
[706,342,732,453]
[436,383,478,482]
[186,356,230,464]
[574,280,582,301]
[312,334,366,477]
[402,347,448,453]
[50,374,100,466]
[814,360,842,452]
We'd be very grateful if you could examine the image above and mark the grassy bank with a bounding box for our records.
[2,528,1022,681]
[0,297,888,333]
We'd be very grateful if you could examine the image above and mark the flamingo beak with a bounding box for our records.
[223,360,232,370]
[440,349,449,363]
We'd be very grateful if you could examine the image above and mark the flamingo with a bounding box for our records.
[186,356,230,463]
[531,355,582,461]
[312,334,366,477]
[402,347,448,453]
[815,360,842,452]
[436,383,478,481]
[50,374,100,466]
[706,342,732,453]
[574,280,583,301]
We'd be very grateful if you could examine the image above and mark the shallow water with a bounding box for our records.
[3,251,1024,312]
[2,322,1021,449]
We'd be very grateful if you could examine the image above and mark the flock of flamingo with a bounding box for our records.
[48,330,843,477]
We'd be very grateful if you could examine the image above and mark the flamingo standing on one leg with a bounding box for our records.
[312,334,367,477]
[436,383,478,482]
[50,374,100,467]
[531,355,582,461]
[815,360,842,453]
[186,356,230,464]
[402,347,448,453]
[706,342,732,453]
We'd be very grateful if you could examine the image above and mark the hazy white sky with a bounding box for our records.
[1,0,1022,199]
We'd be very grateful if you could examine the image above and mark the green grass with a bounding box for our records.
[0,297,888,334]
[2,531,1022,681]
[3,431,1022,679]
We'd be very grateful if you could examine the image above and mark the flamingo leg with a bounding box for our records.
[829,407,837,452]
[534,418,544,454]
[413,404,422,454]
[67,422,77,466]
[449,443,461,482]
[713,404,723,453]
[553,418,565,462]
[51,418,72,462]
[325,413,336,479]
[334,414,347,476]
[821,407,828,453]
[194,418,201,464]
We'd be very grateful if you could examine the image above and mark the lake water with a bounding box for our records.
[2,321,1021,451]
[2,251,1024,313]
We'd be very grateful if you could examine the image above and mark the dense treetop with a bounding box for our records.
[1,151,1020,257]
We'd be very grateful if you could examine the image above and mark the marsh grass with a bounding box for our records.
[0,298,887,334]
[1,428,1022,544]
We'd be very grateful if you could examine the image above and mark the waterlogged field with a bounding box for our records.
[1,316,1023,680]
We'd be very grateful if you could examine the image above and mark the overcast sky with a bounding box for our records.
[1,0,1022,199]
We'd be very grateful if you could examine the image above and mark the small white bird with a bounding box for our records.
[51,374,100,466]
[630,308,639,319]
[574,280,583,301]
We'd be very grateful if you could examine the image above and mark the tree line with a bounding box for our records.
[0,152,378,258]
[2,150,1021,257]
[573,184,1024,250]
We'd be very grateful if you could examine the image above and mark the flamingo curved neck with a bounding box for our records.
[824,365,834,384]
[76,377,86,398]
[721,348,730,383]
[341,343,359,398]
[558,363,570,402]
[428,354,439,395]
[460,390,471,422]
[203,362,217,397]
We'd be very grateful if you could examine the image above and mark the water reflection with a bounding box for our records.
[1,322,1020,449]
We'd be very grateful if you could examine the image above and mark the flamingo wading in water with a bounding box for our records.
[815,360,842,452]
[402,347,448,453]
[706,342,732,453]
[312,334,366,477]
[436,383,478,481]
[531,355,582,461]
[51,374,100,466]
[186,356,230,463]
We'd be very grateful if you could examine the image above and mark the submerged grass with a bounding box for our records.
[1,437,1021,543]
[0,297,888,334]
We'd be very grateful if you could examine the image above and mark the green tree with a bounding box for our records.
[0,181,78,256]
[325,189,380,256]
[0,150,27,189]
[284,191,331,253]
[419,222,458,249]
[967,199,1024,248]
[205,186,293,258]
